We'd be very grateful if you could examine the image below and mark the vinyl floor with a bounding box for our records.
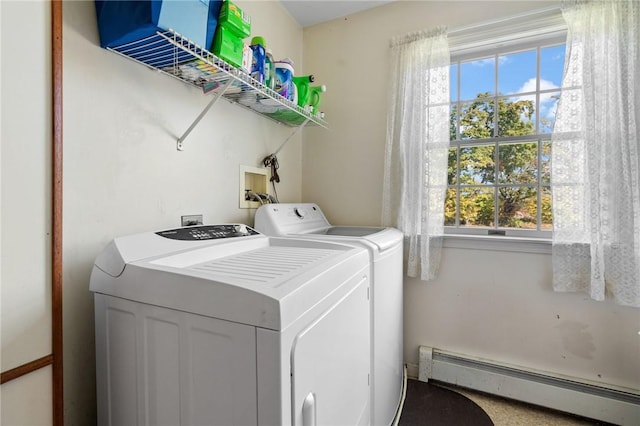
[440,384,613,426]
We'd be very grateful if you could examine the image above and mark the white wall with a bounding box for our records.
[0,368,52,426]
[1,1,53,424]
[63,1,303,423]
[302,0,639,394]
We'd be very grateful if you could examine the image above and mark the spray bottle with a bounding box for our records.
[308,85,326,115]
[292,75,315,108]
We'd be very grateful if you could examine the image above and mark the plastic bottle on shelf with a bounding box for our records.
[274,58,295,101]
[291,82,298,106]
[249,36,266,83]
[292,75,315,108]
[308,85,326,115]
[265,49,276,90]
[241,43,252,74]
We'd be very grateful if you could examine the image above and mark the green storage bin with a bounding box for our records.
[212,25,244,68]
[218,0,251,38]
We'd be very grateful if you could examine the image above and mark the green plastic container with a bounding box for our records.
[218,0,251,38]
[292,75,315,108]
[308,85,326,115]
[212,24,244,68]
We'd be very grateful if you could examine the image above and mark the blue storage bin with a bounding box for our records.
[95,0,223,50]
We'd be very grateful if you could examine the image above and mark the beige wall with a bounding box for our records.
[1,0,53,424]
[62,1,303,423]
[2,1,638,424]
[302,0,639,393]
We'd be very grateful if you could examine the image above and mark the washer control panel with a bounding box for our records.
[254,203,332,235]
[156,224,259,241]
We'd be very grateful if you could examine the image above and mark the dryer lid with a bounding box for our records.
[90,226,369,330]
[93,224,261,277]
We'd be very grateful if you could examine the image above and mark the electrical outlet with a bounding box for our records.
[181,214,203,227]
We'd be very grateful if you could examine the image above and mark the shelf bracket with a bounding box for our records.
[177,79,234,151]
[272,118,310,157]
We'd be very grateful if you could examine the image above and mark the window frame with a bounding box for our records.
[444,7,567,241]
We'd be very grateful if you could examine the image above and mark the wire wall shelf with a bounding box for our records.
[107,30,327,150]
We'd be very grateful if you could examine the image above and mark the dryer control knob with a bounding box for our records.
[294,207,305,219]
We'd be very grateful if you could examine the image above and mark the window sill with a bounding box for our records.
[443,234,552,254]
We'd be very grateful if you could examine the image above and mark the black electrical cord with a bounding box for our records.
[263,154,280,183]
[262,154,281,203]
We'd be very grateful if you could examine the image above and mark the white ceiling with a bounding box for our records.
[280,0,395,27]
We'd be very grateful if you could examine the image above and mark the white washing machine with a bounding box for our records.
[254,204,404,426]
[90,224,371,426]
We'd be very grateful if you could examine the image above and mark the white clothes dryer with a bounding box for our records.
[90,224,371,426]
[254,204,404,426]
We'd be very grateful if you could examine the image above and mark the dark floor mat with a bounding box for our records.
[399,379,494,426]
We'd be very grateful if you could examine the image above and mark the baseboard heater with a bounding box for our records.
[418,346,640,426]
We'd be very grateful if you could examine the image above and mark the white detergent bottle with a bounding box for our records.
[275,58,294,101]
[265,49,276,90]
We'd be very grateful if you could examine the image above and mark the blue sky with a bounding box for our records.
[451,45,565,100]
[451,44,565,133]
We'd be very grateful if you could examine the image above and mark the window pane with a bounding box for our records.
[498,49,536,95]
[540,91,560,133]
[498,141,538,184]
[541,186,552,229]
[541,140,551,184]
[461,57,494,100]
[445,188,457,226]
[448,147,458,185]
[460,145,495,184]
[448,41,564,234]
[460,99,494,139]
[450,63,458,102]
[450,104,458,140]
[460,187,494,227]
[498,96,535,137]
[541,45,565,88]
[498,187,537,228]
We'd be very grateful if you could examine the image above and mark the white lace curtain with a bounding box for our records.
[383,28,450,280]
[551,0,640,307]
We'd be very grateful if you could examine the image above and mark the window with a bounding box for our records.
[446,41,565,238]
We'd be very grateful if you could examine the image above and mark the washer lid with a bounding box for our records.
[308,226,385,237]
[254,204,403,252]
[308,226,403,252]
